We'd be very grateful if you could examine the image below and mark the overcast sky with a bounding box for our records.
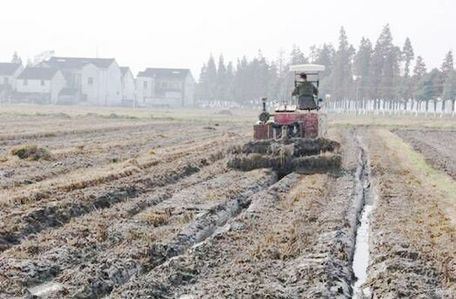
[0,0,454,79]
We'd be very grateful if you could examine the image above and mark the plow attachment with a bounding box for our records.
[228,138,342,176]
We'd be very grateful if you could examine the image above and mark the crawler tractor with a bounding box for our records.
[228,64,341,175]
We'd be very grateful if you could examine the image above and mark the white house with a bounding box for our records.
[0,63,23,101]
[120,67,135,102]
[136,68,195,107]
[44,57,122,106]
[15,67,66,104]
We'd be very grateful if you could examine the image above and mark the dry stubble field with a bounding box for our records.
[0,106,455,298]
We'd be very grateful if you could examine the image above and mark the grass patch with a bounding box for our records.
[11,145,52,161]
[378,129,456,222]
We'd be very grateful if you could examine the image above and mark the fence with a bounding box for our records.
[325,98,456,117]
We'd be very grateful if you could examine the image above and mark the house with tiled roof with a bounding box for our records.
[0,62,23,102]
[43,57,122,105]
[136,68,195,107]
[15,66,65,104]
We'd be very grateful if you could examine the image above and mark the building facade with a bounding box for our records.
[136,68,194,107]
[44,57,122,106]
[15,67,66,104]
[0,63,23,102]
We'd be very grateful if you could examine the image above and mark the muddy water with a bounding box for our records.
[352,204,373,298]
[351,136,374,299]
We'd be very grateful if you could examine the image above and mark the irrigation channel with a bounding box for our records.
[351,138,374,298]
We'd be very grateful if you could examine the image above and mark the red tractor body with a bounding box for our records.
[254,111,321,140]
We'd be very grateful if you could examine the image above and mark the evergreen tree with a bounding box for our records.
[441,50,454,79]
[412,56,427,99]
[206,55,217,102]
[225,62,235,102]
[402,38,414,78]
[267,62,280,100]
[413,56,427,78]
[275,49,289,100]
[196,64,208,103]
[289,45,307,65]
[415,69,443,100]
[368,24,400,99]
[399,38,415,99]
[442,70,456,100]
[309,43,335,97]
[332,27,354,99]
[216,55,227,101]
[353,37,373,99]
[310,43,335,78]
[233,56,249,103]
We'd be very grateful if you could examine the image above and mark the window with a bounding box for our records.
[143,81,148,89]
[88,77,94,85]
[23,79,28,86]
[3,77,8,85]
[41,80,45,86]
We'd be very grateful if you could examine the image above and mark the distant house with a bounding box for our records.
[0,63,23,101]
[15,67,65,104]
[44,57,122,106]
[136,68,195,107]
[120,67,135,103]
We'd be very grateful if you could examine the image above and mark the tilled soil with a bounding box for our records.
[1,112,455,299]
[108,129,366,298]
[364,129,456,298]
[395,129,456,179]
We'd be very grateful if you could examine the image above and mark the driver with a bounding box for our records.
[292,73,318,110]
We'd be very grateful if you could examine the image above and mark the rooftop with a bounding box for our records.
[46,57,116,69]
[0,63,22,76]
[18,67,60,80]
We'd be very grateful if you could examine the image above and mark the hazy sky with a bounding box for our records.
[0,0,454,79]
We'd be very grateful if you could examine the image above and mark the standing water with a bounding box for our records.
[352,203,373,298]
[352,139,373,299]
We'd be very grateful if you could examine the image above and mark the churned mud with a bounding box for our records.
[110,129,366,298]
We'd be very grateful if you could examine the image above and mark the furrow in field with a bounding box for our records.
[0,137,240,251]
[110,129,364,298]
[0,160,228,297]
[14,169,276,298]
[0,125,219,190]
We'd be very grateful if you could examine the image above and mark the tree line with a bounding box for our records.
[196,25,456,106]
